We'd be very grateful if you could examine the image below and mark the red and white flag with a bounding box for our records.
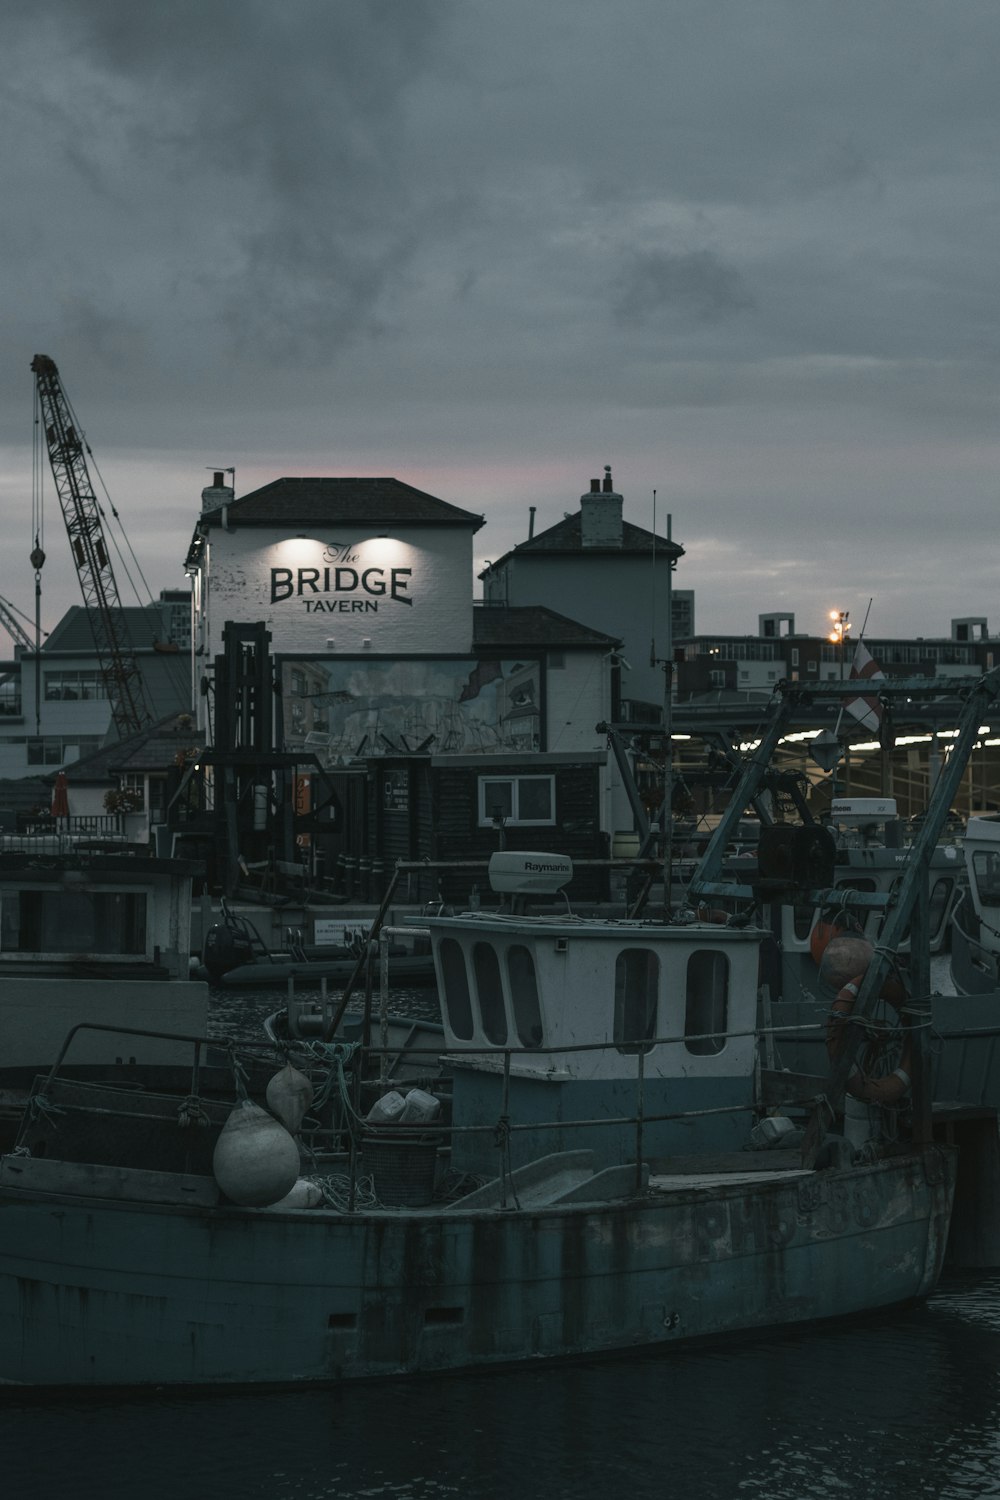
[842,640,884,736]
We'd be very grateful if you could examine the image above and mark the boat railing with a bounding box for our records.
[19,1003,930,1208]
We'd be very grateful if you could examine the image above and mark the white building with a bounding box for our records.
[478,467,688,721]
[183,474,626,888]
[0,595,192,781]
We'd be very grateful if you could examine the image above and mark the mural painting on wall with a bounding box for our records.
[280,657,541,763]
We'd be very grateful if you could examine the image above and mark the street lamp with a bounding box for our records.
[829,610,851,679]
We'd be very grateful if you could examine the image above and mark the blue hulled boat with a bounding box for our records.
[0,848,955,1388]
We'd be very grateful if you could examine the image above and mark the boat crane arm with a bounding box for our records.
[814,664,1000,1150]
[686,693,795,895]
[675,668,1000,1156]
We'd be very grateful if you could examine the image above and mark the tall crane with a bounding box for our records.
[31,354,151,739]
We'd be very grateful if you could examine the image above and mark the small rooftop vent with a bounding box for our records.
[488,851,573,895]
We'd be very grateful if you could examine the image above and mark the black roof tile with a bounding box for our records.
[203,477,484,530]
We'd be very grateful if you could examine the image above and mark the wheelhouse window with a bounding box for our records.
[973,851,1000,911]
[473,942,507,1044]
[928,877,955,937]
[792,904,814,941]
[478,775,555,828]
[508,944,543,1047]
[1,889,148,958]
[439,938,474,1040]
[614,948,659,1054]
[685,950,728,1055]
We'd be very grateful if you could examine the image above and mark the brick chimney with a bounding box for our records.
[201,470,234,514]
[580,465,623,548]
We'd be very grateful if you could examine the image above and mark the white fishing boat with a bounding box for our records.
[0,847,956,1388]
[949,816,1000,995]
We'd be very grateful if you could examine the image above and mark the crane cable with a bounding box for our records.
[31,381,44,561]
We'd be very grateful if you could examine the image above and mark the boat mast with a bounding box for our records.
[662,511,674,912]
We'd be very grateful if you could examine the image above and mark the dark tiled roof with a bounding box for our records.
[473,605,619,650]
[0,778,52,814]
[203,477,484,531]
[44,606,171,654]
[64,713,205,782]
[482,514,684,574]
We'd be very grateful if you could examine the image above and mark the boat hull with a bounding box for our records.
[0,1146,955,1387]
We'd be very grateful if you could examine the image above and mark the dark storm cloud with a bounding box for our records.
[3,0,1000,637]
[5,0,456,368]
[613,249,754,327]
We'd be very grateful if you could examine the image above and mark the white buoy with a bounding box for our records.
[212,1099,300,1207]
[818,934,874,991]
[263,1178,324,1211]
[266,1063,314,1134]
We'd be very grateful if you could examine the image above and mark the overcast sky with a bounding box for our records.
[3,1,999,645]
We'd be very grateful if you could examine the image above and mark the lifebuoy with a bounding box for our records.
[826,973,913,1106]
[695,906,729,925]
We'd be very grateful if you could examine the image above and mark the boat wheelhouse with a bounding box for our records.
[427,857,761,1174]
[950,816,1000,994]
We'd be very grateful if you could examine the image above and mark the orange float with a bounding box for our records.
[826,972,913,1106]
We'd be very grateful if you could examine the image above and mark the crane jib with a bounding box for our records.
[31,353,152,741]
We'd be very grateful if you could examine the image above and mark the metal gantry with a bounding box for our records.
[0,594,34,652]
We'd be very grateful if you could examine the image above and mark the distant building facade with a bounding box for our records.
[0,592,192,780]
[675,614,997,703]
[478,468,687,725]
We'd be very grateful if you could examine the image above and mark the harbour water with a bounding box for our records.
[6,969,1000,1499]
[5,1274,1000,1498]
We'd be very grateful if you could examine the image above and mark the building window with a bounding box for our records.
[791,648,800,667]
[119,773,146,812]
[26,737,101,767]
[43,670,108,701]
[478,775,555,827]
[614,948,659,1054]
[709,670,726,688]
[685,950,728,1055]
[0,677,21,717]
[1,889,148,958]
[26,739,67,766]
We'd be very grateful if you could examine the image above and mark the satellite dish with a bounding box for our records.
[810,729,842,773]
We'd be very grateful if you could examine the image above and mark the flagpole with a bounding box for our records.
[857,598,889,796]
